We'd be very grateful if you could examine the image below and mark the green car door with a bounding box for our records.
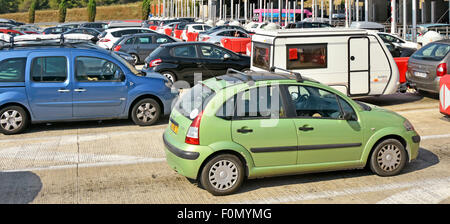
[231,85,298,167]
[284,84,364,165]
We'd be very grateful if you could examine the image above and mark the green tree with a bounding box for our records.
[141,0,150,20]
[28,0,37,23]
[87,0,97,22]
[58,0,67,23]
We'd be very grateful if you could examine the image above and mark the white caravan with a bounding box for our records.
[250,28,400,96]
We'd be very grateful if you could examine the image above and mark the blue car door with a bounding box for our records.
[26,52,73,121]
[71,54,128,118]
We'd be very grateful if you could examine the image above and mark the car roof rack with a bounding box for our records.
[269,66,304,82]
[0,33,96,50]
[225,68,255,85]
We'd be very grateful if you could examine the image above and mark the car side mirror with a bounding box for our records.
[223,54,231,60]
[342,112,355,121]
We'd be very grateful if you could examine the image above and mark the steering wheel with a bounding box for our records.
[101,62,115,77]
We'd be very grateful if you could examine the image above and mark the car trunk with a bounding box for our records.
[407,57,439,83]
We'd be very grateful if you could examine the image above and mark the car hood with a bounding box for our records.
[143,70,169,82]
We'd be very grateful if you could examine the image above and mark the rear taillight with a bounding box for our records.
[149,58,162,67]
[437,63,447,77]
[185,111,203,145]
[113,45,121,51]
[99,38,110,42]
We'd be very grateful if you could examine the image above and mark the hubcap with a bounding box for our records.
[136,103,156,123]
[208,159,238,191]
[0,110,23,131]
[132,55,138,64]
[163,73,174,83]
[377,144,402,172]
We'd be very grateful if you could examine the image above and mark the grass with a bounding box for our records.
[0,2,143,24]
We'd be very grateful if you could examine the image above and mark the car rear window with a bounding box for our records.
[0,58,26,82]
[412,42,450,61]
[253,43,271,70]
[171,45,197,58]
[176,84,216,119]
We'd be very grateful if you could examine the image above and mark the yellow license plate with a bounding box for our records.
[170,122,179,134]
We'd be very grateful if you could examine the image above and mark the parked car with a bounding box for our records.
[79,22,108,32]
[11,26,41,34]
[0,39,176,134]
[200,25,249,35]
[142,20,161,28]
[199,29,251,45]
[0,29,24,36]
[350,21,385,32]
[286,21,333,29]
[156,22,179,34]
[406,39,450,94]
[97,27,155,49]
[42,26,72,34]
[181,23,211,41]
[58,22,82,29]
[378,32,420,50]
[163,70,421,195]
[143,42,250,84]
[112,33,176,64]
[64,28,101,38]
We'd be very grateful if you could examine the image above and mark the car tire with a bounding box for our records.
[0,106,29,135]
[131,98,161,126]
[161,71,177,83]
[199,154,245,196]
[369,139,407,177]
[130,53,140,65]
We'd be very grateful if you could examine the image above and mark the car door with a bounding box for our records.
[26,52,73,121]
[134,35,155,60]
[170,44,205,83]
[283,84,364,165]
[231,85,298,167]
[71,55,128,118]
[198,44,237,78]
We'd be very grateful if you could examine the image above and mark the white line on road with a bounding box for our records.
[230,176,450,204]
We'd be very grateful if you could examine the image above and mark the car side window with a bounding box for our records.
[199,45,227,59]
[172,45,198,58]
[75,57,124,82]
[155,36,171,44]
[234,86,284,119]
[337,96,358,120]
[125,37,135,45]
[286,85,342,119]
[136,36,152,44]
[0,58,26,82]
[31,57,67,82]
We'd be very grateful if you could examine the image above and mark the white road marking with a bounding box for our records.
[231,177,450,204]
[421,134,450,140]
[396,108,438,114]
[377,184,450,204]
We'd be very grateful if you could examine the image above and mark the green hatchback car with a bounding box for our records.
[163,70,421,195]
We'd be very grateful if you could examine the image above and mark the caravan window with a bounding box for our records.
[286,44,327,69]
[253,43,271,70]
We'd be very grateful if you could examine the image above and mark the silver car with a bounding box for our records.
[406,39,450,93]
[198,29,250,45]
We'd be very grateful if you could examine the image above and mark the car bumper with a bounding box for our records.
[406,72,440,93]
[163,131,214,179]
[407,131,421,162]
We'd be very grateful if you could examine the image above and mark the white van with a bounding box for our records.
[250,28,399,96]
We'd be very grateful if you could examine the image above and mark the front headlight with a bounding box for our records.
[404,119,415,131]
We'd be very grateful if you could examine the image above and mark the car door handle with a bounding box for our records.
[74,88,87,92]
[299,126,314,131]
[237,127,253,134]
[57,89,70,93]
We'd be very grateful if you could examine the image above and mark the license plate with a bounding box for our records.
[170,122,179,134]
[414,71,427,78]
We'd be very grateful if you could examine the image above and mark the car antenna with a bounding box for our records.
[269,66,303,82]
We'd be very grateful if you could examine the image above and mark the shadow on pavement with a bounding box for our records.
[355,92,425,107]
[239,147,439,194]
[0,172,42,204]
[23,116,170,134]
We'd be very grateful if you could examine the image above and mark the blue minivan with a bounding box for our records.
[0,42,176,134]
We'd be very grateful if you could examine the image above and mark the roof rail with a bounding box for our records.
[0,33,96,49]
[226,68,255,85]
[269,66,303,82]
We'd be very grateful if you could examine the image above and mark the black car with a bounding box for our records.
[42,26,72,34]
[143,42,250,84]
[80,22,108,32]
[112,33,176,64]
[286,21,333,28]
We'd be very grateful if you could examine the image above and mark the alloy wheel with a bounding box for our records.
[136,103,156,123]
[0,110,23,131]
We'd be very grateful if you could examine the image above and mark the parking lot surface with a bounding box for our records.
[0,92,449,204]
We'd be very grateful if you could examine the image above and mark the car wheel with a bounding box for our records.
[161,71,177,83]
[0,106,29,135]
[200,154,245,196]
[130,54,140,65]
[241,68,250,72]
[369,139,407,176]
[131,99,161,126]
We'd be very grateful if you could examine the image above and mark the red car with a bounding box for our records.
[0,29,25,36]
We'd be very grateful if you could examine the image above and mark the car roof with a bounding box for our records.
[105,27,149,32]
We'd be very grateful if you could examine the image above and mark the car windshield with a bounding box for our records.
[175,83,216,119]
[412,42,450,61]
[110,51,142,76]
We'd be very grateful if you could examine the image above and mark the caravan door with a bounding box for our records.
[348,37,370,96]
